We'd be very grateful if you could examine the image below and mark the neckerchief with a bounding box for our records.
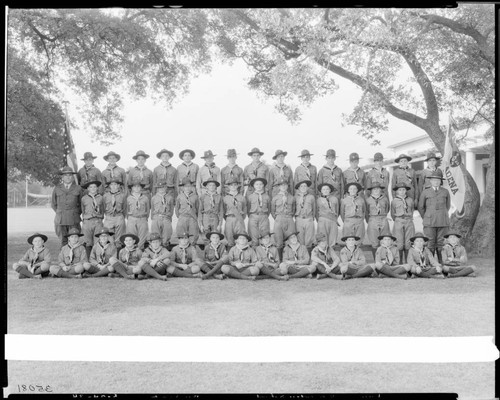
[183,163,192,180]
[349,195,359,214]
[349,167,360,182]
[298,192,306,210]
[301,163,311,179]
[449,245,457,259]
[179,245,189,264]
[261,244,275,263]
[161,194,167,206]
[396,195,408,214]
[371,195,382,215]
[161,162,171,169]
[183,191,192,209]
[373,167,386,182]
[207,192,216,208]
[89,193,100,213]
[97,242,109,264]
[382,245,394,265]
[229,193,238,207]
[280,192,288,213]
[413,246,426,266]
[344,246,356,261]
[206,163,216,179]
[136,166,145,180]
[210,243,222,260]
[236,245,249,261]
[250,162,263,179]
[318,246,332,264]
[401,167,412,181]
[275,163,286,178]
[110,191,119,213]
[255,191,263,208]
[322,195,333,211]
[149,245,163,258]
[124,246,136,264]
[288,243,300,261]
[67,242,80,263]
[427,167,436,172]
[107,164,117,178]
[324,164,337,181]
[84,165,94,180]
[30,246,45,267]
[132,193,142,210]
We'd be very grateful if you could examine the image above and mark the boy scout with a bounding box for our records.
[13,233,51,279]
[101,151,127,193]
[243,147,269,197]
[196,150,222,197]
[84,227,117,278]
[128,150,154,198]
[339,235,373,279]
[418,152,444,194]
[77,152,103,194]
[373,234,410,279]
[390,183,415,264]
[441,232,477,278]
[175,178,200,246]
[176,149,199,192]
[137,232,170,281]
[255,232,289,281]
[200,232,229,280]
[167,232,204,278]
[49,228,89,278]
[317,149,343,202]
[198,180,224,236]
[407,232,443,278]
[365,182,390,260]
[311,233,341,280]
[221,233,260,280]
[340,182,366,241]
[294,180,316,252]
[247,177,271,247]
[222,179,247,248]
[81,180,104,259]
[150,180,175,248]
[279,232,315,279]
[343,153,366,198]
[294,149,317,196]
[391,154,418,204]
[316,183,340,248]
[417,174,450,264]
[271,180,296,259]
[108,233,142,279]
[51,166,82,247]
[268,150,294,198]
[153,149,177,197]
[365,152,390,198]
[126,180,150,250]
[221,149,244,195]
[103,177,127,249]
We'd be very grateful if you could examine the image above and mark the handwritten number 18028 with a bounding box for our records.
[17,384,53,392]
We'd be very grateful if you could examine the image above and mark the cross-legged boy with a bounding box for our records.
[103,177,127,250]
[108,233,142,279]
[407,232,444,278]
[247,177,271,247]
[126,180,150,250]
[339,235,374,279]
[13,233,51,279]
[101,151,127,194]
[78,152,103,194]
[294,149,317,196]
[279,232,315,279]
[84,227,117,278]
[81,180,104,259]
[137,232,170,281]
[222,179,247,248]
[177,149,199,194]
[153,149,177,197]
[268,149,294,199]
[373,234,410,279]
[221,149,244,195]
[441,232,477,278]
[271,179,296,260]
[196,150,222,197]
[175,178,200,246]
[340,182,366,241]
[317,149,343,203]
[294,180,316,253]
[221,233,260,280]
[365,182,390,261]
[390,182,415,264]
[243,147,269,197]
[392,154,418,205]
[365,152,390,198]
[311,233,341,280]
[255,232,289,281]
[343,152,366,198]
[200,232,229,280]
[49,228,90,278]
[198,180,223,238]
[151,180,174,248]
[167,232,203,278]
[316,183,340,248]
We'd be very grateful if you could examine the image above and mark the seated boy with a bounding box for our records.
[221,233,260,280]
[138,232,170,281]
[311,233,341,280]
[279,232,315,279]
[441,232,477,278]
[84,227,117,278]
[373,234,410,279]
[13,233,51,279]
[200,231,229,280]
[108,233,143,279]
[339,235,373,279]
[407,232,444,279]
[167,232,203,278]
[254,232,289,281]
[50,228,90,278]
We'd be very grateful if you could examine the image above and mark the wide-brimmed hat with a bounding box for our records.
[65,228,84,238]
[285,231,299,241]
[395,154,412,163]
[202,179,220,187]
[318,183,334,193]
[367,182,385,190]
[373,152,384,161]
[325,149,336,158]
[148,232,162,242]
[81,152,97,161]
[276,178,289,186]
[378,234,397,241]
[201,150,216,159]
[425,152,441,161]
[226,178,241,186]
[393,182,411,191]
[103,151,121,161]
[341,235,360,242]
[132,150,150,160]
[120,233,140,243]
[258,232,273,239]
[128,180,146,188]
[444,232,462,239]
[298,149,313,157]
[250,177,267,187]
[27,233,48,245]
[409,232,429,242]
[345,182,362,193]
[179,177,194,187]
[226,149,238,157]
[179,149,195,159]
[272,149,288,160]
[425,174,445,181]
[81,180,102,189]
[247,147,264,156]
[206,231,225,241]
[315,233,328,243]
[58,166,77,175]
[349,152,360,162]
[106,177,123,186]
[295,180,312,190]
[156,149,174,159]
[177,232,193,239]
[234,232,252,241]
[95,227,114,238]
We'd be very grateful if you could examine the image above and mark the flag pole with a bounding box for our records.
[25,176,28,208]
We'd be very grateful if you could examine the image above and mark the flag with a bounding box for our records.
[63,107,78,183]
[441,113,466,217]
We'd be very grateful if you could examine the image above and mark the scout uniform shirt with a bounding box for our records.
[418,167,444,193]
[365,167,390,196]
[81,192,104,220]
[294,191,316,219]
[375,244,400,266]
[282,243,310,265]
[339,245,366,266]
[243,162,269,192]
[77,164,103,190]
[102,164,127,189]
[407,246,440,271]
[343,167,366,190]
[19,246,52,273]
[268,163,294,195]
[390,195,414,220]
[317,164,343,197]
[204,242,229,264]
[228,244,258,266]
[365,194,389,220]
[196,163,222,195]
[392,166,417,195]
[316,194,339,221]
[170,244,201,265]
[90,241,117,267]
[247,190,271,216]
[152,163,177,194]
[340,194,365,221]
[127,193,151,218]
[141,245,170,264]
[151,192,175,219]
[311,246,340,266]
[271,191,295,219]
[223,192,247,220]
[417,186,451,227]
[221,164,244,194]
[175,191,199,219]
[103,189,126,217]
[128,166,154,193]
[118,246,142,265]
[198,192,223,222]
[441,243,468,266]
[58,242,88,266]
[51,182,83,226]
[255,243,280,266]
[177,162,199,187]
[294,163,317,194]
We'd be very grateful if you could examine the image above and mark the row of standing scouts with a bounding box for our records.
[13,147,477,281]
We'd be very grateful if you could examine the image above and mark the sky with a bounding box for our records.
[70,58,424,172]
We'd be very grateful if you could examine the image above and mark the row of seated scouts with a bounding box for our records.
[52,147,451,269]
[13,229,476,280]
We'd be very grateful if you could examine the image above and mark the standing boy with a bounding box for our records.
[175,178,200,246]
[198,179,224,237]
[243,147,269,197]
[294,180,316,253]
[103,177,127,250]
[247,177,271,247]
[221,149,244,195]
[150,180,175,248]
[365,152,390,198]
[294,149,317,196]
[390,182,415,264]
[153,149,177,197]
[365,182,390,260]
[128,150,154,198]
[126,180,150,250]
[77,152,103,194]
[317,149,343,203]
[222,179,247,248]
[271,179,296,259]
[176,149,199,193]
[340,182,366,241]
[101,151,127,193]
[418,152,444,195]
[196,150,222,197]
[343,152,366,198]
[391,154,418,205]
[316,183,340,248]
[268,149,294,199]
[80,180,104,259]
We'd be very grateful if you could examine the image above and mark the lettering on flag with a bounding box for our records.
[63,109,78,183]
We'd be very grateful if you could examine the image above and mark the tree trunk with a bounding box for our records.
[467,144,495,257]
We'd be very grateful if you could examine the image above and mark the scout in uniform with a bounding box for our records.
[247,177,271,247]
[221,233,260,280]
[51,166,83,247]
[343,152,366,198]
[340,182,366,241]
[221,149,244,195]
[101,151,127,194]
[417,174,450,264]
[365,182,390,260]
[316,183,340,248]
[243,147,269,197]
[175,178,200,246]
[311,233,341,280]
[176,149,199,193]
[126,180,150,250]
[391,154,418,205]
[128,150,154,199]
[84,227,117,278]
[13,233,51,279]
[339,235,374,279]
[317,149,343,202]
[441,232,477,278]
[103,177,127,249]
[406,232,444,278]
[254,232,289,281]
[294,180,316,252]
[294,149,317,196]
[365,152,390,198]
[108,233,142,279]
[150,180,175,248]
[270,179,296,259]
[222,179,247,248]
[198,179,224,237]
[49,228,89,278]
[268,149,294,199]
[137,232,170,281]
[372,234,410,279]
[418,152,444,195]
[200,232,229,280]
[77,152,103,194]
[279,232,315,279]
[196,150,222,197]
[80,180,104,259]
[390,183,415,264]
[152,149,177,197]
[167,232,203,278]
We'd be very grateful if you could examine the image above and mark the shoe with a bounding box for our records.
[136,274,146,280]
[307,273,313,279]
[213,274,224,280]
[75,274,83,279]
[281,275,290,281]
[316,274,326,280]
[108,273,120,278]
